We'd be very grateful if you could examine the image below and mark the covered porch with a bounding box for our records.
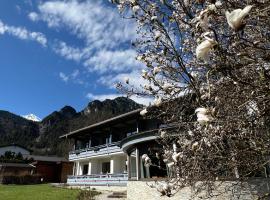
[67,153,128,186]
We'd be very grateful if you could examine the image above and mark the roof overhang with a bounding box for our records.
[60,109,142,139]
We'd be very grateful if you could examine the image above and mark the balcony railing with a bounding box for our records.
[69,142,122,161]
[67,173,128,186]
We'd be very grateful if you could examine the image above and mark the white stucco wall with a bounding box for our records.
[0,145,30,156]
[76,155,127,175]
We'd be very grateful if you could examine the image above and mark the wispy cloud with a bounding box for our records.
[0,20,47,47]
[59,69,84,85]
[59,72,69,82]
[29,0,138,74]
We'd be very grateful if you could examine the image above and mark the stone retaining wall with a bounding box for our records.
[127,179,270,200]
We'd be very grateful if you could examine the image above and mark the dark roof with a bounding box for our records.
[60,108,142,139]
[24,155,68,162]
[0,144,32,153]
[0,163,35,168]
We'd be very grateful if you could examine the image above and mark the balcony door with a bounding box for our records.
[102,162,110,174]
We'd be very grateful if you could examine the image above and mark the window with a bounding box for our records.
[102,162,110,174]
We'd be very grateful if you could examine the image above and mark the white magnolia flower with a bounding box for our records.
[208,4,216,12]
[195,107,214,124]
[225,5,253,31]
[132,5,140,13]
[215,0,222,7]
[167,162,175,168]
[173,143,178,152]
[124,77,129,84]
[153,66,162,75]
[137,55,143,61]
[160,130,167,138]
[141,69,148,79]
[195,107,208,114]
[162,82,173,91]
[151,16,158,21]
[172,152,182,162]
[196,38,217,60]
[142,154,151,167]
[191,141,199,151]
[153,96,162,107]
[140,108,148,116]
[154,31,162,41]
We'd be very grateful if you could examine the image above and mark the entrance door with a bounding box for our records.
[82,164,88,175]
[102,162,110,174]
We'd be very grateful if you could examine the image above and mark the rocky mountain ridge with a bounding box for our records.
[0,97,142,156]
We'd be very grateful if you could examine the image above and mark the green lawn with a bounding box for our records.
[0,184,81,200]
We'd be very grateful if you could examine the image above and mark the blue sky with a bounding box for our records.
[0,0,151,119]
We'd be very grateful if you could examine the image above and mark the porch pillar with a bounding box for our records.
[72,162,76,175]
[88,161,92,175]
[127,153,131,179]
[136,148,141,180]
[76,162,80,175]
[110,159,114,174]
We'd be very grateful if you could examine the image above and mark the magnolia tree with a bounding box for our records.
[114,0,270,198]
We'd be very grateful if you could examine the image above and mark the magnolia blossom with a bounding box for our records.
[141,69,148,79]
[196,38,217,60]
[132,5,140,13]
[215,0,222,7]
[195,107,214,124]
[142,154,151,167]
[172,152,182,162]
[225,5,253,31]
[153,96,162,107]
[191,141,199,151]
[124,77,129,84]
[162,82,174,92]
[160,130,167,138]
[208,4,216,12]
[140,108,148,116]
[167,162,175,169]
[153,66,161,75]
[154,31,162,41]
[151,16,158,21]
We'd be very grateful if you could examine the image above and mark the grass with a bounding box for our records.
[0,184,82,200]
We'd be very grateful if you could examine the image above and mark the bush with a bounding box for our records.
[1,175,42,184]
[77,190,101,200]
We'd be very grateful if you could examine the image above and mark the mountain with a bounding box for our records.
[22,114,41,122]
[0,111,39,148]
[0,97,142,157]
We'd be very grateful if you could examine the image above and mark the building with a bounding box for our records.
[60,108,167,186]
[25,155,73,183]
[0,144,73,183]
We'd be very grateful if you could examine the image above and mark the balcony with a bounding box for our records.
[67,173,128,186]
[69,142,123,161]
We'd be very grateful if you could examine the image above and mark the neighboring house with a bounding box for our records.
[0,144,73,183]
[25,155,73,183]
[60,108,166,186]
[0,144,31,156]
[0,163,35,176]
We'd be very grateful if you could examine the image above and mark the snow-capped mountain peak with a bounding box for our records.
[22,114,41,122]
